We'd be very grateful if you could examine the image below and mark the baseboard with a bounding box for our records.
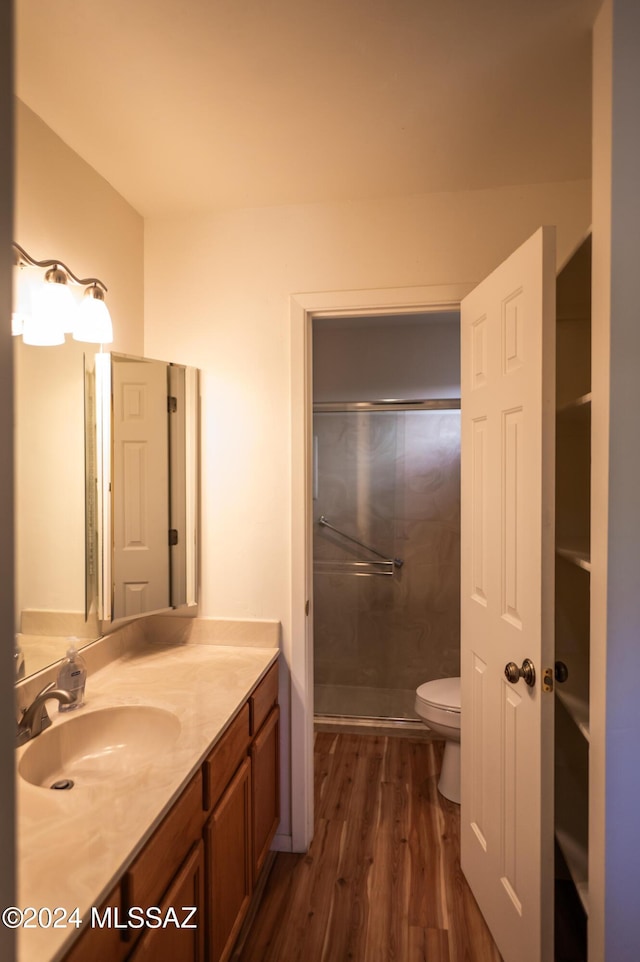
[272,832,293,852]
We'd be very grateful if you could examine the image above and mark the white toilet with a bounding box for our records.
[414,677,461,804]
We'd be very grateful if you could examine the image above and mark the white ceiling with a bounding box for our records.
[16,0,600,219]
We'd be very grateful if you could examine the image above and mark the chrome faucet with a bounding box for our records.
[16,681,75,747]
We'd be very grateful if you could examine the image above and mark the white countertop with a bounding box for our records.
[16,640,278,962]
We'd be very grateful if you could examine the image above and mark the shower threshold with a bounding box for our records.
[314,684,422,725]
[314,714,429,738]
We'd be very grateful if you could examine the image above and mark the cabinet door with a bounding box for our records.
[63,885,126,962]
[205,756,252,962]
[251,705,280,879]
[127,840,205,962]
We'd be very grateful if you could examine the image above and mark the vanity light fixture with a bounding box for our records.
[12,242,114,345]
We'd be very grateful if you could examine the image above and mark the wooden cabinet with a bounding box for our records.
[60,659,279,962]
[205,757,253,962]
[127,842,205,962]
[124,770,204,918]
[554,235,591,947]
[251,705,280,880]
[203,703,250,811]
[204,662,280,962]
[249,662,278,735]
[62,885,127,962]
[248,661,280,879]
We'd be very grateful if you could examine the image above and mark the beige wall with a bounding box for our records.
[592,1,640,958]
[15,100,145,357]
[590,3,612,955]
[14,338,87,618]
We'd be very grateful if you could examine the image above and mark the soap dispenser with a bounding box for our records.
[56,642,87,712]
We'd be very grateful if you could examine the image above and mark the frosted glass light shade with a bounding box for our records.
[73,288,113,344]
[22,313,65,346]
[22,279,71,346]
[11,264,36,336]
[43,271,76,333]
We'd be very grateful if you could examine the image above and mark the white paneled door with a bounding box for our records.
[112,358,170,620]
[460,227,556,962]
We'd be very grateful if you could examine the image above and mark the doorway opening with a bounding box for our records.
[311,310,461,725]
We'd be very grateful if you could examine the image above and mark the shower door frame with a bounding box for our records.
[290,283,471,850]
[312,397,462,722]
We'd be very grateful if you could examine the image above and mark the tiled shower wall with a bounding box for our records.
[313,408,461,719]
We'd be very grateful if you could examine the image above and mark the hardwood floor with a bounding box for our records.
[235,732,502,962]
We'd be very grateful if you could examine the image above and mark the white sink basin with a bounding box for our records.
[18,706,181,789]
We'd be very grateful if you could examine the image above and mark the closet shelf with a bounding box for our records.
[556,759,590,918]
[555,828,589,917]
[556,689,590,742]
[556,544,591,572]
[557,392,592,416]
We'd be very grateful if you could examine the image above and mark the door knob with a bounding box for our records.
[504,658,536,688]
[554,661,569,683]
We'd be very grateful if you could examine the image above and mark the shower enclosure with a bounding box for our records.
[313,400,461,721]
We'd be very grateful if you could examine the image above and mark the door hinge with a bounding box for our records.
[542,667,554,692]
[168,395,177,413]
[169,529,179,546]
[305,599,310,616]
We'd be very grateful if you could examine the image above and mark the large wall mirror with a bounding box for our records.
[15,338,100,678]
[95,353,199,625]
[15,343,199,681]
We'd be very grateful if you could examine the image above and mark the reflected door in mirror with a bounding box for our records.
[112,358,170,619]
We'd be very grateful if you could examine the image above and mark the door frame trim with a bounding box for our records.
[289,282,472,850]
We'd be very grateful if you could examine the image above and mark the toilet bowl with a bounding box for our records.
[414,677,461,804]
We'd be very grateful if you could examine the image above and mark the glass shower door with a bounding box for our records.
[313,403,461,720]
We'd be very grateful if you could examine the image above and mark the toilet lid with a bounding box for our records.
[416,677,461,712]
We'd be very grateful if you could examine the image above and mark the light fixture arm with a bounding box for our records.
[12,242,108,293]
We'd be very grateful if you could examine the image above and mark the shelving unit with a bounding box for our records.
[554,234,592,937]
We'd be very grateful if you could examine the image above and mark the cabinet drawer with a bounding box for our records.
[124,769,203,914]
[204,703,251,812]
[249,662,278,736]
[63,884,125,962]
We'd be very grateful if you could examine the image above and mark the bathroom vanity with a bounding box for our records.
[16,638,279,962]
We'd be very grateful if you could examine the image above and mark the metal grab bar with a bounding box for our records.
[318,516,404,568]
[314,559,395,577]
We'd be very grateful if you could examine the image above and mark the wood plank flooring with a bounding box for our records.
[235,732,502,962]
